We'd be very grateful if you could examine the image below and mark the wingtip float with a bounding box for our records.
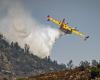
[47,15,89,41]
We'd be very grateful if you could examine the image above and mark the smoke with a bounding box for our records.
[0,0,63,58]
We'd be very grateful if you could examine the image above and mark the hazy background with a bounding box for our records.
[0,0,100,65]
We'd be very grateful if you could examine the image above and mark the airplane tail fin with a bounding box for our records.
[60,18,65,29]
[62,18,65,23]
[47,15,50,21]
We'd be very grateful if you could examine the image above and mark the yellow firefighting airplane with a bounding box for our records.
[47,15,89,40]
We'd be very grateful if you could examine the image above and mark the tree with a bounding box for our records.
[14,42,20,49]
[53,60,57,64]
[47,56,51,62]
[67,60,73,70]
[0,34,3,39]
[92,60,98,67]
[79,60,90,68]
[24,44,30,53]
[10,42,14,48]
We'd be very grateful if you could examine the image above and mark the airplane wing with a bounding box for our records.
[65,26,89,40]
[47,15,62,26]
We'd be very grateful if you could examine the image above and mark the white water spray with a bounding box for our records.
[0,0,63,58]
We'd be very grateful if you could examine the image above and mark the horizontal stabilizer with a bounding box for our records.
[47,15,50,21]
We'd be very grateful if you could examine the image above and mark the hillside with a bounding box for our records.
[0,34,100,80]
[17,66,100,80]
[18,68,90,80]
[0,34,66,79]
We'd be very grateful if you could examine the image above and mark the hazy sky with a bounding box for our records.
[1,0,100,65]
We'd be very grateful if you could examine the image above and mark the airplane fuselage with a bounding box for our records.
[59,25,72,34]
